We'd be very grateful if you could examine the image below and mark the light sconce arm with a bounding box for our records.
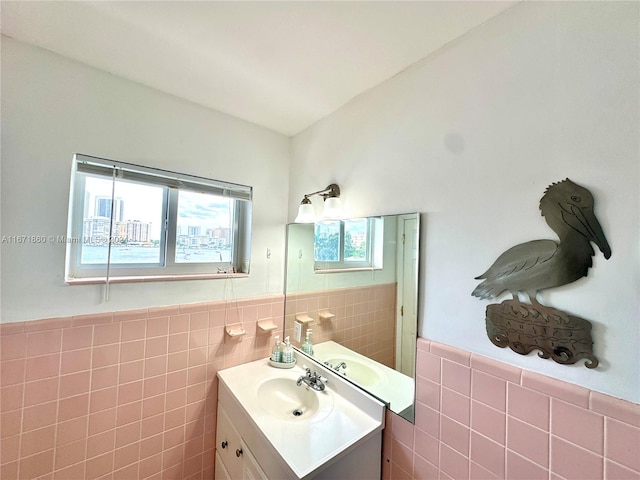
[304,184,340,200]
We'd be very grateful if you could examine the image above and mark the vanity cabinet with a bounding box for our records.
[215,403,268,480]
[216,356,385,479]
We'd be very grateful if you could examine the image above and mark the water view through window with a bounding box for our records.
[175,190,233,264]
[67,154,252,280]
[80,177,234,265]
[81,177,163,264]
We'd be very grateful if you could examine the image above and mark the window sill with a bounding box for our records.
[65,272,249,285]
[313,267,382,274]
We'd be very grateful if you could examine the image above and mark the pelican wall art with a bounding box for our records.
[472,178,611,368]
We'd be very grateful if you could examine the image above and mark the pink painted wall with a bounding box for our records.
[382,338,640,480]
[0,295,284,480]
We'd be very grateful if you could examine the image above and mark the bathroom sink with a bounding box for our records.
[217,352,386,478]
[257,377,321,420]
[325,356,383,387]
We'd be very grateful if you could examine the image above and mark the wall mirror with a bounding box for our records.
[284,213,420,422]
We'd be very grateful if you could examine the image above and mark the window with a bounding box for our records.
[313,217,383,272]
[65,154,252,283]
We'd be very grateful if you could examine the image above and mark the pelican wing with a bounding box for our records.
[472,240,558,299]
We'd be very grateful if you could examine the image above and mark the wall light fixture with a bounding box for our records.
[294,183,344,223]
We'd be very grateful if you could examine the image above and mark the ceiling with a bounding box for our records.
[1,1,516,136]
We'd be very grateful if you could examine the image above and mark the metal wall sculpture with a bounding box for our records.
[472,179,611,368]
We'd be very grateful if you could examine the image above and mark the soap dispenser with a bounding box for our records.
[270,335,283,363]
[282,336,294,364]
[302,329,314,356]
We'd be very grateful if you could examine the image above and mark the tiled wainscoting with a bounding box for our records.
[3,305,638,480]
[284,283,397,368]
[0,295,284,480]
[383,338,640,480]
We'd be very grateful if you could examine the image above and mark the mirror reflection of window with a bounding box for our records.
[344,218,368,262]
[313,217,383,272]
[314,221,340,261]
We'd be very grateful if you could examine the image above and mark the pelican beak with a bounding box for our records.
[562,205,612,259]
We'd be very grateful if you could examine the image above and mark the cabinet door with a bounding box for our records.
[214,451,232,480]
[241,439,269,480]
[216,404,243,480]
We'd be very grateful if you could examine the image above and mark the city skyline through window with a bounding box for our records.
[81,177,235,265]
[81,176,164,264]
[66,154,252,280]
[175,190,233,263]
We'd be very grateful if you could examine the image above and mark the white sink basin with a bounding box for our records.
[324,356,383,387]
[257,377,322,420]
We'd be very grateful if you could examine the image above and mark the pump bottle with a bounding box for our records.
[270,335,283,363]
[301,329,314,356]
[282,336,294,363]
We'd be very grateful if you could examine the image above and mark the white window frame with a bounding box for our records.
[65,154,252,284]
[313,217,383,273]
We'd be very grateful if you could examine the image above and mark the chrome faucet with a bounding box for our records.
[333,362,347,373]
[323,361,348,375]
[296,367,328,391]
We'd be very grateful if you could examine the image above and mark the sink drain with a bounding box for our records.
[292,409,304,417]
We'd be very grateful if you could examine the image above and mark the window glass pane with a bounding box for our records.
[314,221,340,261]
[67,154,253,281]
[175,190,233,264]
[344,218,368,262]
[81,176,164,264]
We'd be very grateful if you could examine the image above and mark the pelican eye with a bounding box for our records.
[571,196,581,202]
